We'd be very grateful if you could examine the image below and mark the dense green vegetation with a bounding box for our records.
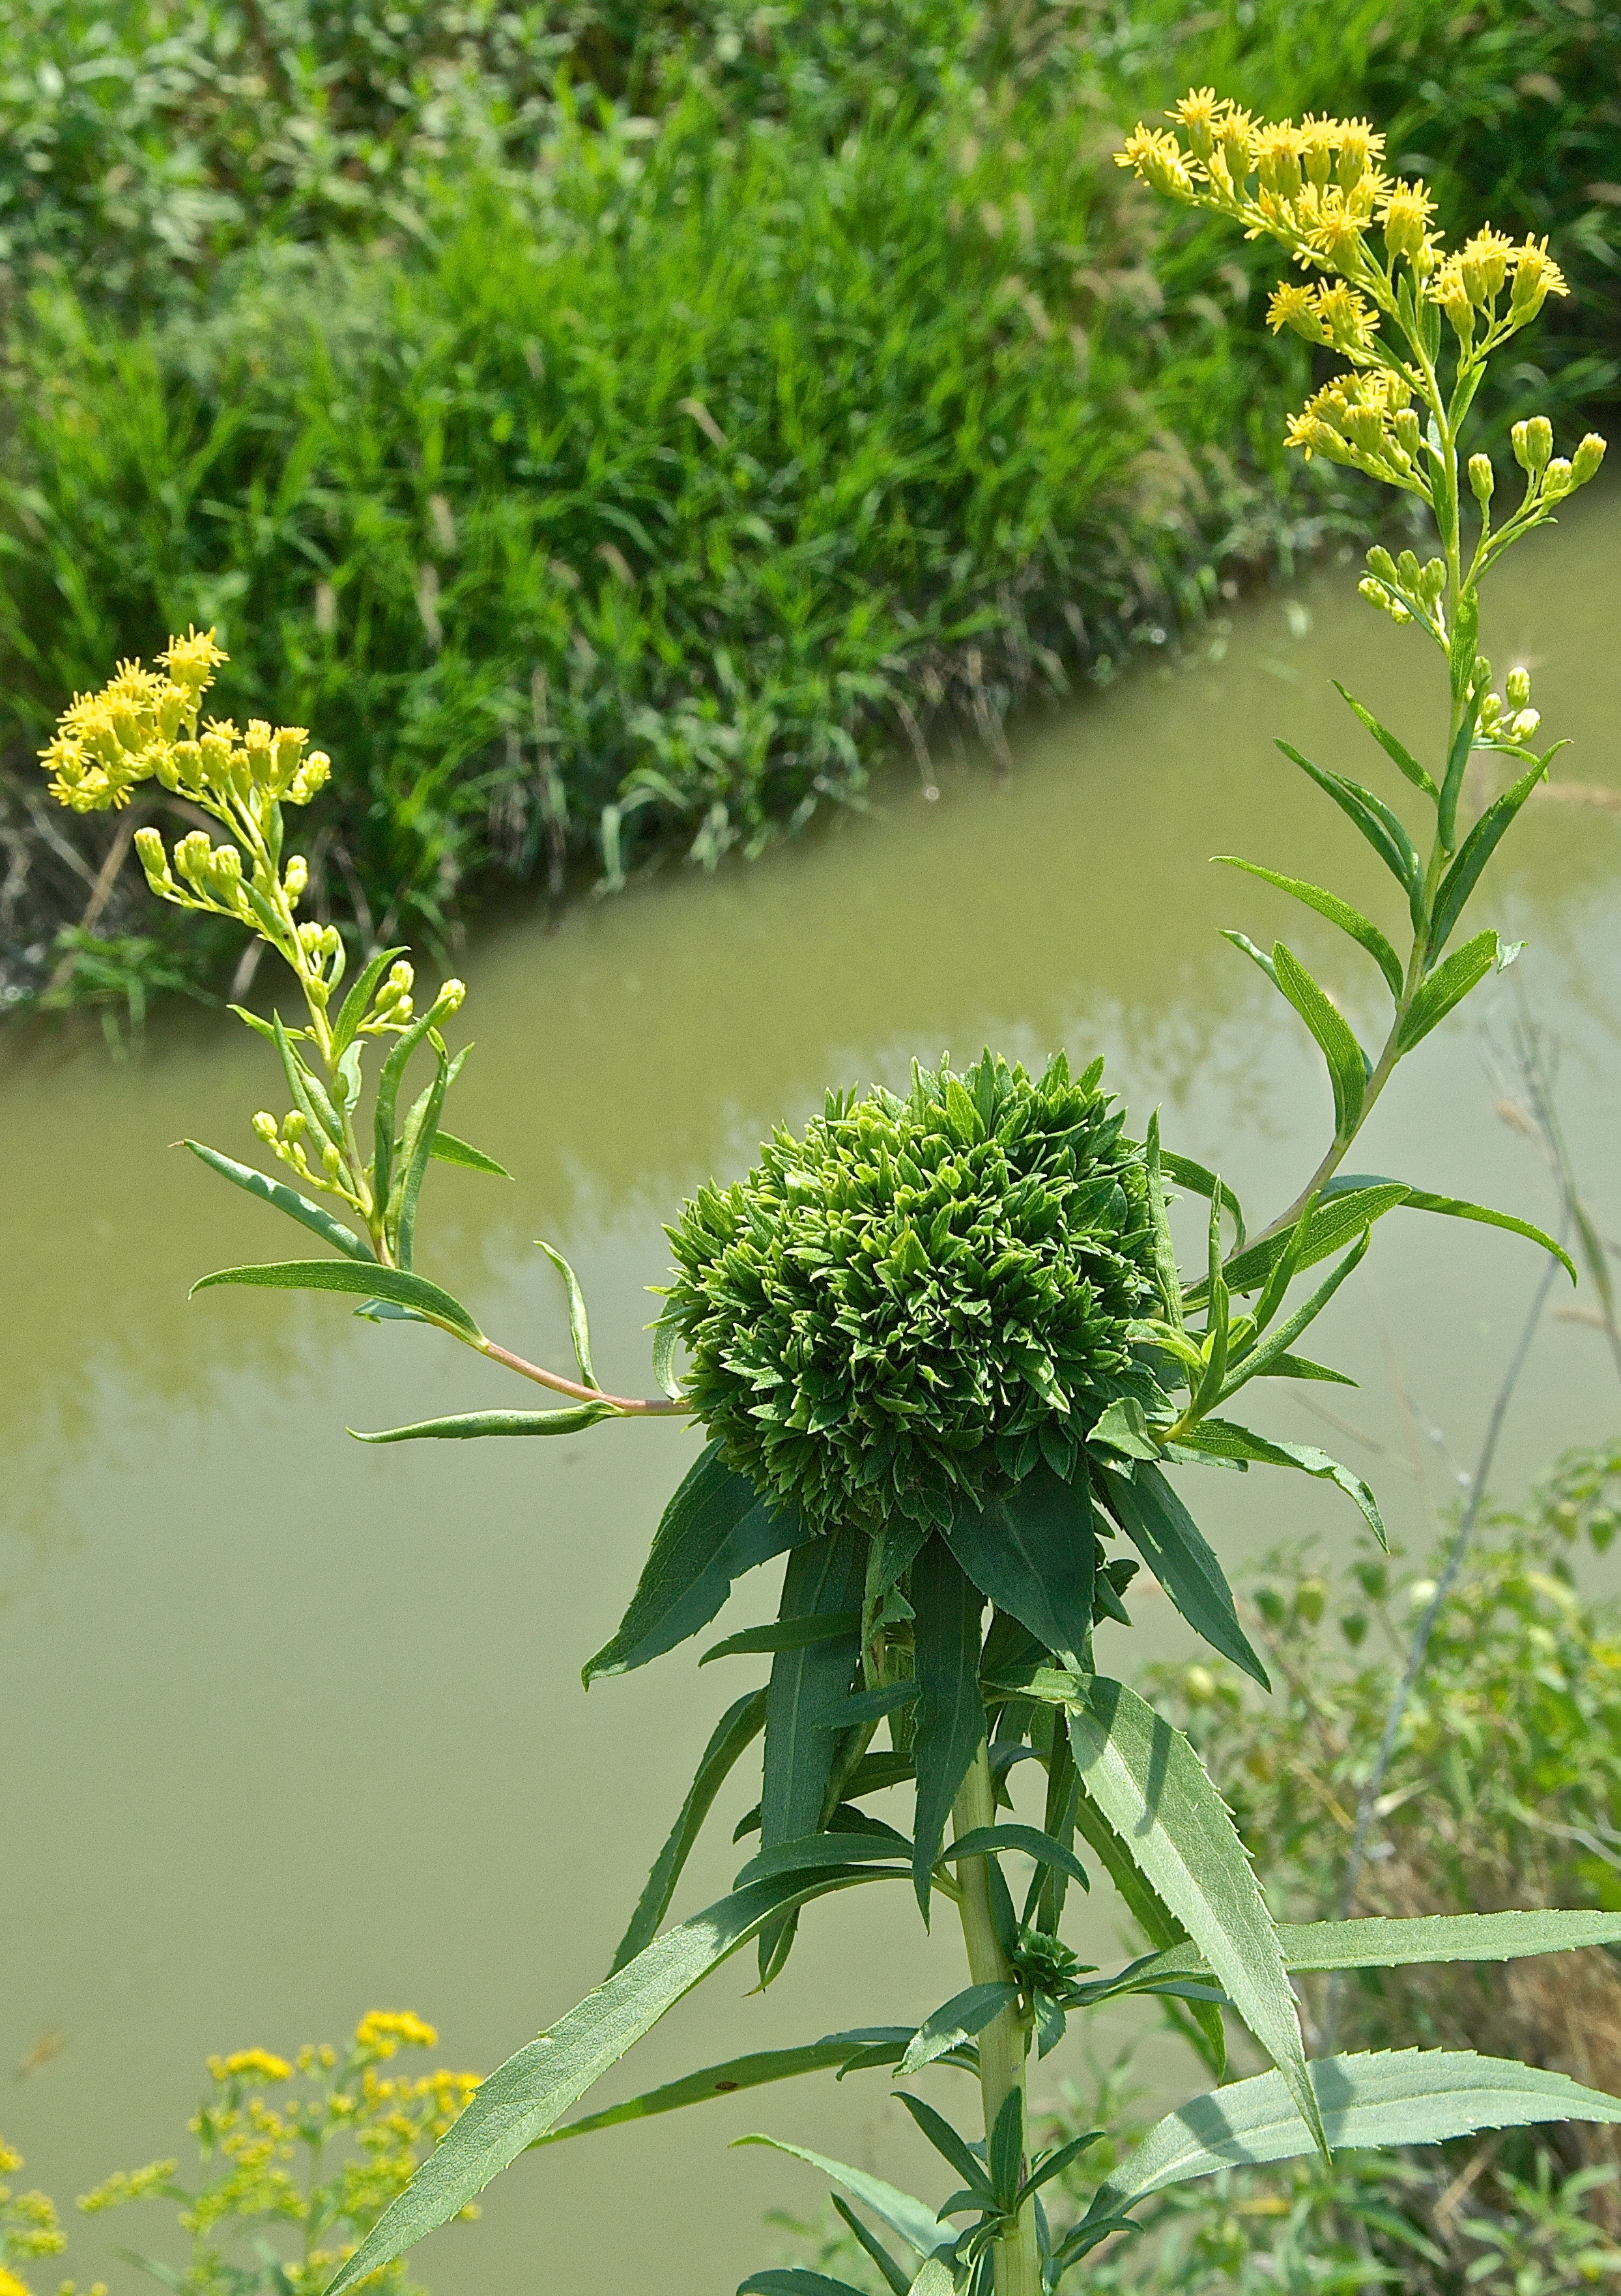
[1,0,1616,999]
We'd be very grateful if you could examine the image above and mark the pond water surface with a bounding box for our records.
[5,486,1620,2294]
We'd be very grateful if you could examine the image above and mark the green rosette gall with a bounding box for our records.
[661,1051,1164,1536]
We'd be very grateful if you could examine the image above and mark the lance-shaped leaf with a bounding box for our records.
[941,1463,1095,1669]
[352,1404,615,1443]
[1066,1677,1322,2157]
[1067,1777,1225,2076]
[1087,1909,1621,2002]
[830,2196,915,2296]
[911,1538,988,1916]
[190,1258,482,1339]
[1274,741,1422,901]
[1427,754,1552,958]
[1170,1420,1385,1542]
[330,944,409,1058]
[1089,2048,1621,2218]
[1195,1185,1410,1301]
[818,1681,921,1729]
[702,1614,861,1666]
[272,1010,345,1149]
[898,1984,1019,2077]
[1332,682,1437,799]
[427,1129,511,1178]
[1438,673,1486,849]
[943,1825,1087,1892]
[537,1240,598,1389]
[738,2273,867,2295]
[609,1689,766,1975]
[1324,1173,1574,1280]
[1214,859,1403,998]
[1270,942,1367,1139]
[1217,1234,1368,1404]
[1158,1152,1245,1246]
[1397,929,1499,1053]
[584,1445,810,1684]
[757,1529,867,1977]
[736,1834,913,1886]
[373,989,457,1212]
[1097,1464,1267,1689]
[391,1046,451,1269]
[323,1865,909,2296]
[535,2026,913,2145]
[182,1141,376,1264]
[731,2135,952,2261]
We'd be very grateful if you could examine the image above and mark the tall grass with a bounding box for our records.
[1,0,1616,987]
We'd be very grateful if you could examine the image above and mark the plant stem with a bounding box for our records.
[476,1337,687,1414]
[952,1744,1041,2296]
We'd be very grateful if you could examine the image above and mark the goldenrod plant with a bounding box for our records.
[42,94,1620,2296]
[1,2017,476,2296]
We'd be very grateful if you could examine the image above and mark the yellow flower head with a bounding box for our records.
[1253,120,1304,199]
[1459,225,1515,305]
[1334,117,1383,188]
[354,2012,438,2060]
[1509,234,1568,319]
[0,2265,32,2296]
[1378,177,1435,262]
[159,627,229,695]
[1116,124,1194,199]
[1168,86,1225,159]
[1267,282,1323,341]
[209,2049,294,2087]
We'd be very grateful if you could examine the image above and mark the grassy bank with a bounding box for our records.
[1,0,1616,1003]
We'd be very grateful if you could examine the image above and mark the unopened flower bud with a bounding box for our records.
[283,1111,308,1142]
[298,920,324,954]
[1542,457,1574,499]
[1478,692,1504,734]
[1366,545,1398,584]
[134,825,173,888]
[1418,559,1446,607]
[1396,550,1420,590]
[1467,453,1495,504]
[1571,432,1607,486]
[1512,416,1553,475]
[1505,666,1532,708]
[321,1141,343,1177]
[386,960,414,997]
[284,855,309,901]
[1393,408,1421,460]
[1507,708,1541,743]
[251,1112,278,1142]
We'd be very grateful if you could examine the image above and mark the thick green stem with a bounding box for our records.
[952,1744,1041,2296]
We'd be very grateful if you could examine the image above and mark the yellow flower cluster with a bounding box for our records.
[353,2011,438,2059]
[1284,369,1424,490]
[208,2047,294,2086]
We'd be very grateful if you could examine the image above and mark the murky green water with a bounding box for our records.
[5,487,1620,2293]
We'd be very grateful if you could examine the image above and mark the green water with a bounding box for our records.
[5,488,1620,2292]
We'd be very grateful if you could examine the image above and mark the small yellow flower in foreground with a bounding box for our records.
[354,2011,438,2057]
[0,2140,21,2176]
[209,2048,293,2085]
[0,2264,33,2296]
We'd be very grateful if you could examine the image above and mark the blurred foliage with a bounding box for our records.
[0,0,1616,998]
[1,2013,476,2296]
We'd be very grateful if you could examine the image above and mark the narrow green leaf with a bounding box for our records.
[1159,1153,1245,1247]
[190,1258,482,1339]
[702,1614,861,1667]
[182,1141,375,1264]
[651,1312,683,1401]
[943,1824,1088,1892]
[758,1529,867,1977]
[351,1404,614,1443]
[730,2135,951,2261]
[427,1129,512,1178]
[1428,756,1549,959]
[373,990,455,1216]
[893,2094,994,2203]
[1438,676,1485,849]
[818,1682,921,1729]
[1067,1783,1225,2075]
[392,1047,450,1269]
[1325,1174,1575,1283]
[1143,1112,1184,1327]
[1274,741,1421,897]
[1018,2131,1104,2204]
[1398,928,1499,1053]
[1271,942,1367,1138]
[331,944,409,1058]
[538,1240,599,1390]
[829,2195,915,2296]
[534,2026,907,2145]
[1091,2048,1621,2217]
[584,1444,810,1684]
[1170,1421,1386,1543]
[272,1010,344,1150]
[1201,1185,1411,1299]
[738,2273,867,2295]
[325,1867,908,2296]
[1332,683,1438,799]
[1217,1234,1368,1403]
[1252,1351,1357,1385]
[736,1834,911,1886]
[988,2089,1024,2211]
[609,1690,767,1976]
[941,1463,1095,1670]
[1098,1464,1268,1689]
[911,1540,987,1916]
[1215,859,1403,998]
[1066,1678,1321,2157]
[898,1985,1019,2078]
